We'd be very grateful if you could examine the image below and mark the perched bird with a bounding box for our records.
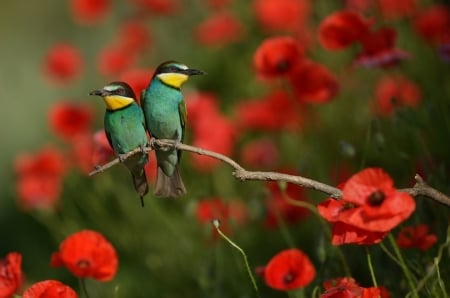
[89,81,149,206]
[142,61,205,198]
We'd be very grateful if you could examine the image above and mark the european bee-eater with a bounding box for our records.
[89,81,149,206]
[142,61,205,198]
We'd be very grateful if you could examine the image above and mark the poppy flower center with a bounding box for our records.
[283,270,297,285]
[367,189,385,206]
[277,60,290,72]
[76,259,91,269]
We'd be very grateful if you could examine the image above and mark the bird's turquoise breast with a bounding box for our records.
[143,79,183,140]
[104,103,147,154]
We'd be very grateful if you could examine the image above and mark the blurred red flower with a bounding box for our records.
[263,248,315,290]
[374,75,422,116]
[196,198,248,234]
[191,115,236,172]
[43,43,84,84]
[92,130,114,166]
[240,138,279,169]
[396,224,438,251]
[15,146,66,210]
[48,102,94,141]
[341,168,416,233]
[118,20,152,54]
[51,230,118,281]
[0,252,23,298]
[128,0,179,15]
[354,27,410,68]
[195,12,244,47]
[319,10,372,51]
[378,0,417,19]
[253,0,311,32]
[236,90,303,132]
[265,178,309,228]
[119,68,154,104]
[97,45,136,77]
[413,5,450,45]
[23,280,78,298]
[288,60,339,104]
[70,0,110,25]
[186,93,236,172]
[253,36,304,79]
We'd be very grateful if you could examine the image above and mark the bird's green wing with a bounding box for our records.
[178,100,187,144]
[177,100,187,161]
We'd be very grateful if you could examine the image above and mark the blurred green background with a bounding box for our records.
[1,0,450,297]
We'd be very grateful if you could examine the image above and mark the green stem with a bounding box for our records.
[212,220,260,298]
[388,234,418,298]
[79,278,90,298]
[365,247,378,287]
[360,120,373,169]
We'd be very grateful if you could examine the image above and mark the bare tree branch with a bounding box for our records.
[88,139,450,206]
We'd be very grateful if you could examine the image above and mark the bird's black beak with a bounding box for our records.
[184,68,207,76]
[89,89,106,96]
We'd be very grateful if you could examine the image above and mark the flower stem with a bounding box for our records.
[212,219,260,298]
[365,247,378,287]
[79,278,90,298]
[387,234,418,298]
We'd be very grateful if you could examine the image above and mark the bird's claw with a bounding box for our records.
[118,154,127,162]
[139,144,146,154]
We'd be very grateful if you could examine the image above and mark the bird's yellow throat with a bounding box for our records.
[103,95,135,110]
[157,73,189,89]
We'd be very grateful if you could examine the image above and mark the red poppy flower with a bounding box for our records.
[253,0,311,32]
[413,5,450,45]
[240,138,279,169]
[118,20,152,54]
[322,277,390,298]
[51,230,118,281]
[253,36,304,79]
[236,90,303,132]
[195,12,244,47]
[0,252,23,298]
[374,75,422,116]
[354,27,410,68]
[128,0,179,15]
[341,168,416,233]
[15,146,66,210]
[49,102,94,141]
[345,0,372,12]
[320,200,388,245]
[319,10,372,51]
[263,248,315,290]
[396,224,438,251]
[288,60,339,104]
[70,0,111,25]
[265,177,309,228]
[378,0,417,19]
[97,45,136,76]
[119,68,154,104]
[43,43,84,84]
[23,280,78,298]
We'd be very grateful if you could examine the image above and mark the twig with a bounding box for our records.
[88,139,450,206]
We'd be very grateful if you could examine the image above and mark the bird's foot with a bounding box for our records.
[139,144,146,155]
[149,137,157,149]
[118,154,127,162]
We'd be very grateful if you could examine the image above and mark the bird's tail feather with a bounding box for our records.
[154,166,186,198]
[131,169,149,206]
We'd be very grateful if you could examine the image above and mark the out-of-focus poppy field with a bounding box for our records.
[1,0,450,297]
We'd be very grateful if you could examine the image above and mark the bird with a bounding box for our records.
[142,61,205,198]
[89,81,149,206]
